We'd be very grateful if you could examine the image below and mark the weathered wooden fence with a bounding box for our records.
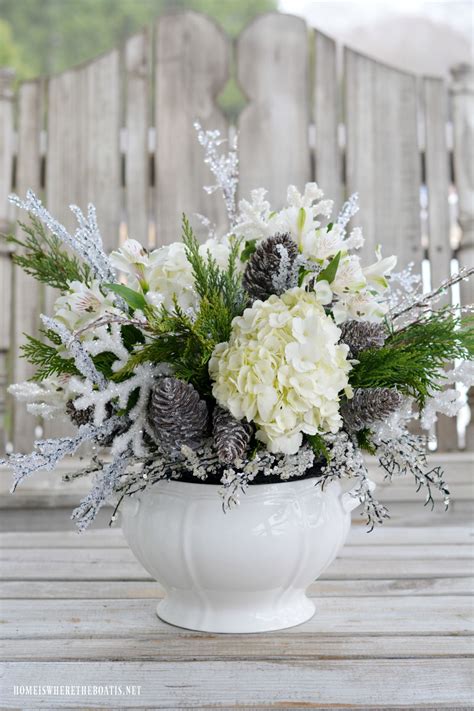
[0,11,473,455]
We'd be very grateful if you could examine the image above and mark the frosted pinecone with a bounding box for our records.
[66,400,129,447]
[66,400,94,427]
[341,387,403,432]
[148,377,209,453]
[212,406,253,464]
[243,233,299,301]
[339,320,386,357]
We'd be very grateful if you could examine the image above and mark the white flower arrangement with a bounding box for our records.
[2,124,473,531]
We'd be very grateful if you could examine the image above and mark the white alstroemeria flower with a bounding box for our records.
[54,280,118,333]
[333,291,389,324]
[331,255,367,296]
[311,279,333,305]
[363,246,397,293]
[110,238,152,290]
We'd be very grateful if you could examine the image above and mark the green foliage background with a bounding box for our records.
[0,0,276,116]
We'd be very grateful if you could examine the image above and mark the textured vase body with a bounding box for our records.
[121,477,359,633]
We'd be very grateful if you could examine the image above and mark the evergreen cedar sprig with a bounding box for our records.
[21,331,79,381]
[115,216,247,394]
[4,215,91,291]
[350,311,474,407]
[22,329,119,382]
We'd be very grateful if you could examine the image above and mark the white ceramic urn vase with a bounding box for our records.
[121,477,366,633]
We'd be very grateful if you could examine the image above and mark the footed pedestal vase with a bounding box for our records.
[121,477,366,633]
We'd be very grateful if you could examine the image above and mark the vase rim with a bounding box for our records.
[130,475,341,502]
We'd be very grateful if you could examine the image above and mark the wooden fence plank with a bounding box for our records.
[11,80,44,452]
[1,660,472,708]
[313,30,342,207]
[0,68,14,229]
[451,64,474,451]
[155,11,230,246]
[0,69,15,454]
[44,51,120,441]
[237,13,310,208]
[125,30,150,246]
[423,77,458,451]
[345,49,422,269]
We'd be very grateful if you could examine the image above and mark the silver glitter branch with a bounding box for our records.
[1,416,124,493]
[377,432,450,510]
[336,193,359,235]
[319,431,389,531]
[71,448,132,531]
[40,315,107,390]
[9,190,115,283]
[391,266,474,322]
[194,123,239,228]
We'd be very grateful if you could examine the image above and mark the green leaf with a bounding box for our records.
[326,222,334,232]
[240,239,257,262]
[104,283,146,312]
[298,266,313,287]
[316,251,341,285]
[306,433,331,463]
[356,428,377,455]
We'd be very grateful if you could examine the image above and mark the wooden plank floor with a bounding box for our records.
[0,509,473,709]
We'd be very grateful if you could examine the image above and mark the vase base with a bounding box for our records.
[156,591,316,633]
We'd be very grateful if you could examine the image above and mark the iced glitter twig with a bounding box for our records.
[391,267,474,321]
[1,416,124,492]
[9,190,115,283]
[194,123,239,228]
[336,193,359,235]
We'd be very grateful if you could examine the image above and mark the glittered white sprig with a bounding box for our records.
[194,123,239,228]
[1,416,123,492]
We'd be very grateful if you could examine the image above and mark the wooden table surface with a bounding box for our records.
[1,508,473,709]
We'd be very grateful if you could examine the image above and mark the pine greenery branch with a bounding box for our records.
[4,215,91,291]
[116,219,248,395]
[23,329,120,383]
[181,214,246,317]
[350,312,474,407]
[21,333,79,381]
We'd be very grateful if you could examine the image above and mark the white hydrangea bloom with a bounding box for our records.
[53,280,118,333]
[209,287,352,454]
